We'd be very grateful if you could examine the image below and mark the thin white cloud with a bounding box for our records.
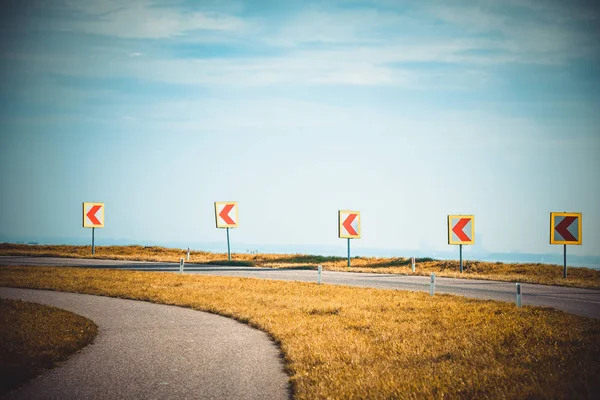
[260,1,599,67]
[0,37,510,89]
[262,7,407,47]
[109,37,521,88]
[427,2,599,63]
[5,0,599,89]
[51,0,245,38]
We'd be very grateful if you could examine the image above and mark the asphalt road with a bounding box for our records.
[2,256,600,319]
[0,287,289,400]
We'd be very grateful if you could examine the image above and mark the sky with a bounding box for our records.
[1,0,599,259]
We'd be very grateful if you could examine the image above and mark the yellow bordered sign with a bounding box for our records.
[448,215,474,245]
[215,201,238,228]
[550,212,581,245]
[339,210,360,239]
[83,202,104,228]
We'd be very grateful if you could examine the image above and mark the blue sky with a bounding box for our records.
[1,0,599,258]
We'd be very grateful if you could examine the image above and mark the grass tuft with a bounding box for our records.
[0,298,98,395]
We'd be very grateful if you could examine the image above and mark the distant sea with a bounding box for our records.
[2,236,599,270]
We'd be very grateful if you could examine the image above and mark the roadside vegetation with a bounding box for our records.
[0,298,98,395]
[2,243,599,289]
[1,266,598,399]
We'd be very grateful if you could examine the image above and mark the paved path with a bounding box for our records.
[0,287,289,400]
[2,256,600,319]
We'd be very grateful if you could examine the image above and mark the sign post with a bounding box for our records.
[83,202,104,255]
[227,227,231,261]
[550,212,582,278]
[448,215,475,273]
[338,210,360,267]
[215,202,238,261]
[347,238,351,267]
[564,244,566,278]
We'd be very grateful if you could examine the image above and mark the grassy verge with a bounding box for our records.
[1,243,599,289]
[1,265,599,399]
[0,298,98,395]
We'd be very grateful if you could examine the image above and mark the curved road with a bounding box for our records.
[0,287,289,400]
[1,256,600,319]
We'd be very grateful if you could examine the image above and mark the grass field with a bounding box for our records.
[2,243,600,289]
[0,298,98,395]
[0,265,599,399]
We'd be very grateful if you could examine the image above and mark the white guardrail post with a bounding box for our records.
[430,273,436,297]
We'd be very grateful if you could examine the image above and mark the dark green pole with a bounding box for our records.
[92,227,95,255]
[459,244,463,273]
[227,227,231,261]
[347,238,351,267]
[563,244,567,278]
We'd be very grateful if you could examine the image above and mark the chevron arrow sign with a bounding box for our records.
[550,212,582,245]
[83,202,104,228]
[339,210,360,239]
[215,202,238,228]
[448,215,474,245]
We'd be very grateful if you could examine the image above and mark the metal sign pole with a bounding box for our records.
[226,227,231,261]
[347,238,351,267]
[563,244,567,278]
[92,227,95,255]
[459,244,463,273]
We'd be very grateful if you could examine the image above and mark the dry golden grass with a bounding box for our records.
[0,298,98,395]
[1,265,599,399]
[2,243,600,289]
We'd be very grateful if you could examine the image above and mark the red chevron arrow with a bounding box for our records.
[452,218,471,242]
[219,204,236,225]
[555,216,577,241]
[342,213,358,236]
[86,205,102,226]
